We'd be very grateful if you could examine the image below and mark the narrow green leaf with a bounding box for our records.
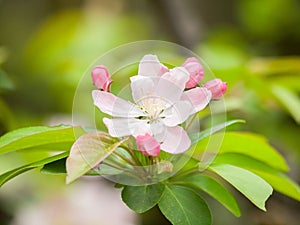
[158,185,211,225]
[180,174,241,217]
[0,152,68,187]
[272,85,300,124]
[0,125,85,154]
[66,132,125,184]
[210,164,273,211]
[189,119,245,144]
[193,132,288,171]
[122,184,165,213]
[214,153,300,201]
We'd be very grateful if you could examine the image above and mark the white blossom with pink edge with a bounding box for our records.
[92,55,213,155]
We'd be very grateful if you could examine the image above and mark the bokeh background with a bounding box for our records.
[0,0,300,224]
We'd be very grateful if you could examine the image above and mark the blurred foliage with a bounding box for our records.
[0,48,15,135]
[238,0,300,43]
[197,30,300,163]
[17,10,150,116]
[0,69,14,92]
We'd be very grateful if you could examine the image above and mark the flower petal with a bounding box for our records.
[160,126,191,154]
[161,101,193,126]
[149,119,166,142]
[130,75,157,103]
[138,55,168,77]
[156,67,190,103]
[181,87,212,114]
[103,117,149,137]
[93,90,145,117]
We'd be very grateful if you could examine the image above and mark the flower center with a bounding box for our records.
[137,96,167,121]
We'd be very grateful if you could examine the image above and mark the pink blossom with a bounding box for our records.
[93,55,212,154]
[203,78,227,99]
[136,133,160,156]
[91,66,113,92]
[182,57,204,88]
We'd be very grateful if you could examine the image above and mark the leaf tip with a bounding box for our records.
[65,175,75,185]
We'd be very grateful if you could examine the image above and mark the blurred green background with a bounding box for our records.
[0,0,300,224]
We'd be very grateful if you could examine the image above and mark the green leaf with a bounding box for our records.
[0,125,85,154]
[189,119,245,144]
[41,157,102,176]
[213,153,300,201]
[210,164,273,211]
[193,132,288,171]
[158,185,211,225]
[271,85,300,124]
[66,132,125,184]
[0,152,68,187]
[122,184,165,213]
[180,174,241,217]
[41,157,67,174]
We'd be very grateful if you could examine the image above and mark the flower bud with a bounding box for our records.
[136,133,160,156]
[91,66,113,91]
[203,78,227,99]
[182,57,204,88]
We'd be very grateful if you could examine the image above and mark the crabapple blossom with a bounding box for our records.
[92,55,213,155]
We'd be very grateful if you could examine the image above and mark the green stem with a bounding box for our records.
[101,161,127,172]
[122,145,144,167]
[121,145,151,178]
[113,151,136,166]
[106,156,133,170]
[101,162,145,182]
[185,113,198,131]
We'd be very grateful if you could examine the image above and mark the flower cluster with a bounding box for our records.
[91,55,226,157]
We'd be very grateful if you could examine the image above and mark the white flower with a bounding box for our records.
[92,55,212,154]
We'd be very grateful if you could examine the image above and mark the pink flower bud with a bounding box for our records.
[136,133,160,156]
[203,78,227,99]
[91,66,113,92]
[182,57,204,88]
